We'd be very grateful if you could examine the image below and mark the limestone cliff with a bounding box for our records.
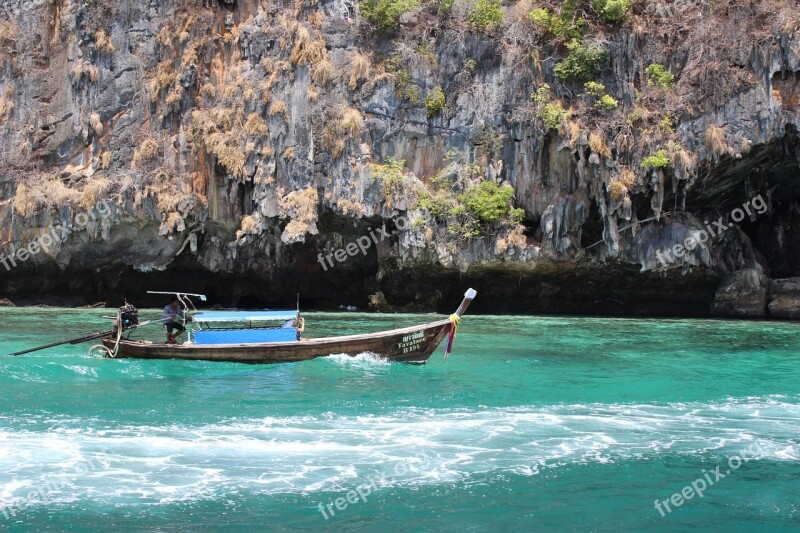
[0,0,798,315]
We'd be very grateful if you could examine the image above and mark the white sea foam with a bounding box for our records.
[0,396,798,508]
[324,352,393,366]
[51,364,99,377]
[0,366,49,383]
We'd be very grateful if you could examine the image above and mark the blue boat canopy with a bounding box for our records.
[193,310,298,323]
[194,328,298,344]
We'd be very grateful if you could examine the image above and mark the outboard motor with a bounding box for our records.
[118,303,139,329]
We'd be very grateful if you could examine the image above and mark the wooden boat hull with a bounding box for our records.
[103,319,453,364]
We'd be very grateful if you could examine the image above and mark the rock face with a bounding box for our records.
[712,268,768,318]
[0,0,798,315]
[768,278,800,319]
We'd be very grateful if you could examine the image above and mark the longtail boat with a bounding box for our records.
[98,289,477,364]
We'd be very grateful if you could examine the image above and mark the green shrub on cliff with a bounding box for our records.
[539,101,569,130]
[658,115,674,133]
[645,64,676,89]
[369,156,406,195]
[592,0,632,22]
[438,0,455,14]
[388,65,421,104]
[418,185,450,220]
[460,180,515,224]
[582,81,618,110]
[641,149,670,170]
[419,175,520,239]
[532,84,569,130]
[554,39,609,83]
[464,58,477,74]
[425,86,445,118]
[584,81,606,97]
[467,0,505,31]
[528,6,584,39]
[596,94,618,110]
[360,0,420,31]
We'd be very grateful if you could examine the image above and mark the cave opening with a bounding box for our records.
[520,217,540,240]
[681,125,800,277]
[580,198,604,250]
[744,126,800,277]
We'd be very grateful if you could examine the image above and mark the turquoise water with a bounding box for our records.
[1,308,799,532]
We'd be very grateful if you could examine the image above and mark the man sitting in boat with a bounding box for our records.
[282,317,305,340]
[163,296,192,345]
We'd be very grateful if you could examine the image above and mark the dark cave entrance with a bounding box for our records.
[580,198,604,250]
[682,124,800,277]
